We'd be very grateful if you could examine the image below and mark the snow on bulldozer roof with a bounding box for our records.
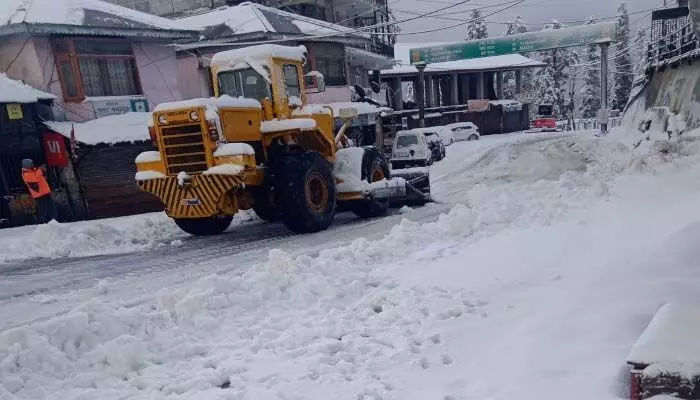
[210,45,307,69]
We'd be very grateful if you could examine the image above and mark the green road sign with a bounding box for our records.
[410,21,617,64]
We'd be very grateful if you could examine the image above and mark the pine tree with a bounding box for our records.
[466,9,488,40]
[612,0,633,110]
[503,16,529,99]
[535,20,579,117]
[579,17,602,119]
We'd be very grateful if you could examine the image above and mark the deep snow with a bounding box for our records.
[3,129,700,400]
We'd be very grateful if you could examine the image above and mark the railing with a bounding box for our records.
[647,20,699,67]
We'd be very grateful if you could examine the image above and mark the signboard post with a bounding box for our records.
[410,21,618,64]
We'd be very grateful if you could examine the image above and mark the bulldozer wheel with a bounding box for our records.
[251,187,281,223]
[351,146,391,219]
[274,151,336,233]
[174,215,233,236]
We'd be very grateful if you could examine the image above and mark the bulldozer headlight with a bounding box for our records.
[158,115,168,125]
[189,111,200,121]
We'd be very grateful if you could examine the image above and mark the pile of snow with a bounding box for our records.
[45,112,151,145]
[0,0,191,31]
[134,151,161,164]
[0,74,55,103]
[203,164,244,175]
[9,130,700,399]
[0,213,184,264]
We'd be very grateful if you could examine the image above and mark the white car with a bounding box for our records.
[445,122,480,142]
[391,130,432,169]
[436,126,455,146]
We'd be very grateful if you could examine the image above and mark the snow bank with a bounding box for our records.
[45,112,151,145]
[260,118,316,133]
[334,147,365,192]
[0,214,184,264]
[0,74,55,103]
[213,143,255,157]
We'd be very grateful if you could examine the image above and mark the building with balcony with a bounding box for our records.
[174,2,395,103]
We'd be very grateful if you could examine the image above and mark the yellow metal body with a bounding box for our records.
[136,48,337,220]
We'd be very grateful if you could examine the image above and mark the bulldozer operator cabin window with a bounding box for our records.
[52,38,142,102]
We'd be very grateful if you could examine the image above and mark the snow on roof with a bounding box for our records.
[381,54,544,75]
[45,112,151,145]
[0,0,195,33]
[177,2,358,39]
[153,95,261,113]
[0,74,56,103]
[210,45,307,69]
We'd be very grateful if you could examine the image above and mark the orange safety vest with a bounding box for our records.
[21,167,51,199]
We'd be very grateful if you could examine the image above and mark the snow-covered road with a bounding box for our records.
[3,130,700,400]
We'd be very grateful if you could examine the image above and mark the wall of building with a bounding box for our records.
[177,55,212,100]
[7,37,185,123]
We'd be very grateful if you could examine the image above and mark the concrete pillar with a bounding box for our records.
[476,72,485,99]
[425,75,434,108]
[434,76,442,106]
[515,70,522,94]
[462,74,471,101]
[496,71,504,99]
[393,77,403,110]
[451,73,459,105]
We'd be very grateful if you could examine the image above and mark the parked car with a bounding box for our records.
[445,122,480,141]
[391,130,433,169]
[412,128,446,161]
[436,126,455,146]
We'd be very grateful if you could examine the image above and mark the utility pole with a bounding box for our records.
[599,42,610,134]
[416,62,426,128]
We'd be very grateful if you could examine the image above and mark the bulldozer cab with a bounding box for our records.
[210,45,325,120]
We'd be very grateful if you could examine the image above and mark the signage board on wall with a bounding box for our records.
[42,131,69,168]
[90,98,149,118]
[6,104,23,120]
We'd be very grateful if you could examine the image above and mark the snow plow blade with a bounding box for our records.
[390,167,432,206]
[137,173,244,219]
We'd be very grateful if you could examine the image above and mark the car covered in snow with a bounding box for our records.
[445,122,480,142]
[411,128,446,161]
[391,130,432,169]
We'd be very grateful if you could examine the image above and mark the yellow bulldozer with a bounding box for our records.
[135,44,430,236]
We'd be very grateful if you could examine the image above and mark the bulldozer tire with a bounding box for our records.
[251,187,280,223]
[275,151,336,233]
[174,215,233,236]
[351,146,391,219]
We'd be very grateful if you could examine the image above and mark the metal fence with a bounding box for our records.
[647,7,700,67]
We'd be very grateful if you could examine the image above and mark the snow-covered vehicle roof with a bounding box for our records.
[446,122,477,129]
[0,74,56,103]
[210,45,308,70]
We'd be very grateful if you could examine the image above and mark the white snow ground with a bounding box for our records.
[3,129,700,400]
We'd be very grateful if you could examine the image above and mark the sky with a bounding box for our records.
[394,0,669,43]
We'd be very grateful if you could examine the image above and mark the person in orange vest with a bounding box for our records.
[21,158,56,223]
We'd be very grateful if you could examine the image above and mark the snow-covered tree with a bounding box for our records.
[466,9,488,40]
[634,28,649,76]
[503,16,529,99]
[579,17,602,118]
[612,0,633,111]
[535,20,579,117]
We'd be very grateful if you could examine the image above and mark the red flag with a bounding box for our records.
[70,124,78,161]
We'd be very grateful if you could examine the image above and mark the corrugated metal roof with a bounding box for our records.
[0,0,199,38]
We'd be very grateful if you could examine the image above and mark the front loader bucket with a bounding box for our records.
[137,173,244,219]
[390,168,432,206]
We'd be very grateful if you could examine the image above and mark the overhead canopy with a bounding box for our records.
[380,54,544,77]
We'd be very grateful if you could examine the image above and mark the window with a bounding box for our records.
[397,135,419,148]
[52,38,142,102]
[311,43,346,87]
[217,67,271,103]
[282,64,301,99]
